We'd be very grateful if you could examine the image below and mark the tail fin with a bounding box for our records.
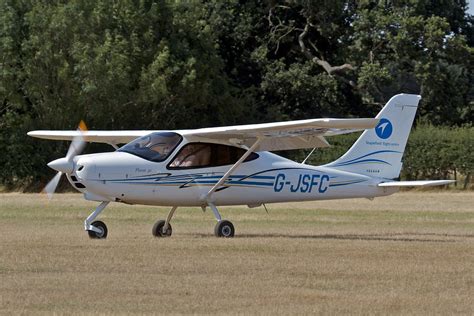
[324,94,421,179]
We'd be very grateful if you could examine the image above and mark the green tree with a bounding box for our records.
[0,0,249,189]
[255,0,472,123]
[0,0,472,189]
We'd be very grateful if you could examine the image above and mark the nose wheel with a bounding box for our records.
[85,201,109,239]
[88,221,108,239]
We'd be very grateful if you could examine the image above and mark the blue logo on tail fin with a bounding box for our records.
[375,118,392,139]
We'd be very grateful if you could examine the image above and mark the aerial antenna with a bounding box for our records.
[301,148,317,164]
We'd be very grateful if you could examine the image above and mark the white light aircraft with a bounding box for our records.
[28,94,453,239]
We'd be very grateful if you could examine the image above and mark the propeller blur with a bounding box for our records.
[42,121,87,199]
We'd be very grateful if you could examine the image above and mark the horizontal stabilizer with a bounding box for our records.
[378,180,455,187]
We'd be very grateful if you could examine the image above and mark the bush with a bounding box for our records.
[402,124,472,188]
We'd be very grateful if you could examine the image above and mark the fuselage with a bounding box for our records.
[67,136,397,206]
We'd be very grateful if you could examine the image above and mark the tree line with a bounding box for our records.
[0,0,472,189]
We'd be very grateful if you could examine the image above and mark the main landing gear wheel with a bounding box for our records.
[88,220,108,239]
[152,220,172,237]
[214,220,235,238]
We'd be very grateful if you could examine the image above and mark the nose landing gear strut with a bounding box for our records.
[85,201,109,239]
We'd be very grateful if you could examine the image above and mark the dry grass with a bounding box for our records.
[0,192,473,314]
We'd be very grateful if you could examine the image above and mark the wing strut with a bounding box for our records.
[301,147,317,164]
[203,137,262,202]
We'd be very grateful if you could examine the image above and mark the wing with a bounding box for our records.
[27,130,151,145]
[28,118,378,151]
[182,118,379,151]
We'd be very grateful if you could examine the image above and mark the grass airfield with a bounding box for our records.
[0,192,473,314]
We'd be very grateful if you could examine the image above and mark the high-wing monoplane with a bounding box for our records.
[28,94,453,238]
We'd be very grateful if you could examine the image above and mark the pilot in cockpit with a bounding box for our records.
[170,144,211,168]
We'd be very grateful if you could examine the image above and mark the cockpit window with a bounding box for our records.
[118,132,182,162]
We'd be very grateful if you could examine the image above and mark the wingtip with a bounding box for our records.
[27,130,49,138]
[78,120,88,132]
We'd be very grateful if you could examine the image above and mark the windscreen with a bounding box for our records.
[118,132,182,162]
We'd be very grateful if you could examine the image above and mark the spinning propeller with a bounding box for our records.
[43,121,87,199]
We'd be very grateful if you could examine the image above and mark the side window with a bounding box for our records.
[169,143,259,169]
[169,143,211,168]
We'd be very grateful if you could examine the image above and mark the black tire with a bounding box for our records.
[88,220,108,239]
[214,220,235,238]
[152,220,172,237]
